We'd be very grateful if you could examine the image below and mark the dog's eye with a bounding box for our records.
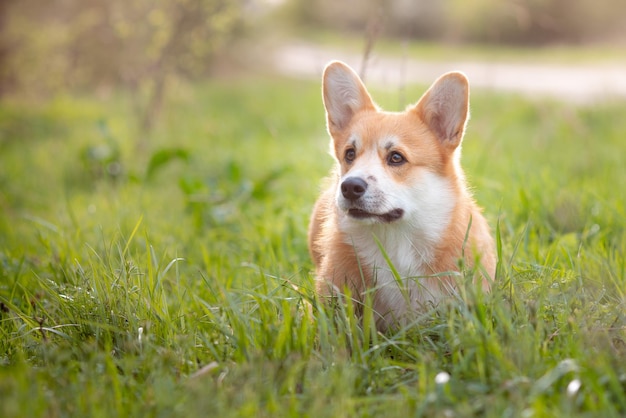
[388,152,405,165]
[345,148,356,163]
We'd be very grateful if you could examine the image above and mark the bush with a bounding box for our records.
[0,0,245,129]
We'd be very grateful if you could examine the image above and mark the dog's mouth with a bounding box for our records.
[347,208,404,223]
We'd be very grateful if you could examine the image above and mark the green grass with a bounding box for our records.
[1,75,626,417]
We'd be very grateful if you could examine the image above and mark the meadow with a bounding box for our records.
[1,72,625,417]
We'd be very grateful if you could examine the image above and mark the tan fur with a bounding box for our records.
[309,61,495,329]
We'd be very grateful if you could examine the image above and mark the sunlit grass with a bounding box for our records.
[1,76,625,417]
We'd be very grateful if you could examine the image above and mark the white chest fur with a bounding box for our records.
[345,223,437,327]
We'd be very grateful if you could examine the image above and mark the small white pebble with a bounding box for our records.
[566,379,581,397]
[435,371,450,385]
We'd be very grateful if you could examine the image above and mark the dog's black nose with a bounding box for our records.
[341,177,368,201]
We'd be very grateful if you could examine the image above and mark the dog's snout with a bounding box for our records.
[341,177,368,201]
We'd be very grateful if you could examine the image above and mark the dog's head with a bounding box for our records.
[322,61,470,227]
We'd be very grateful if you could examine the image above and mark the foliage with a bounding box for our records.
[445,0,626,44]
[1,75,626,416]
[0,0,244,129]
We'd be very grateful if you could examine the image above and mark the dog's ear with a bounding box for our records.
[322,61,376,134]
[413,72,469,150]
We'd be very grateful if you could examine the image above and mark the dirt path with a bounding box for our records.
[274,43,626,103]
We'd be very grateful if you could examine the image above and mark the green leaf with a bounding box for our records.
[145,148,190,180]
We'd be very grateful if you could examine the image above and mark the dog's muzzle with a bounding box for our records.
[340,176,404,222]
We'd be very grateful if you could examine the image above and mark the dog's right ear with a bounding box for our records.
[322,61,376,134]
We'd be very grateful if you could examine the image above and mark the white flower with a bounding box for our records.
[566,379,581,397]
[435,371,450,385]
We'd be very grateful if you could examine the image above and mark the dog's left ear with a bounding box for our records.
[413,72,469,150]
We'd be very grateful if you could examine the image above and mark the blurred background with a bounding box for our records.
[2,0,625,130]
[282,0,626,44]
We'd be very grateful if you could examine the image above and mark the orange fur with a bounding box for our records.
[309,61,495,330]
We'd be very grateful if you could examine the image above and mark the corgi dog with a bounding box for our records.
[308,61,495,331]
